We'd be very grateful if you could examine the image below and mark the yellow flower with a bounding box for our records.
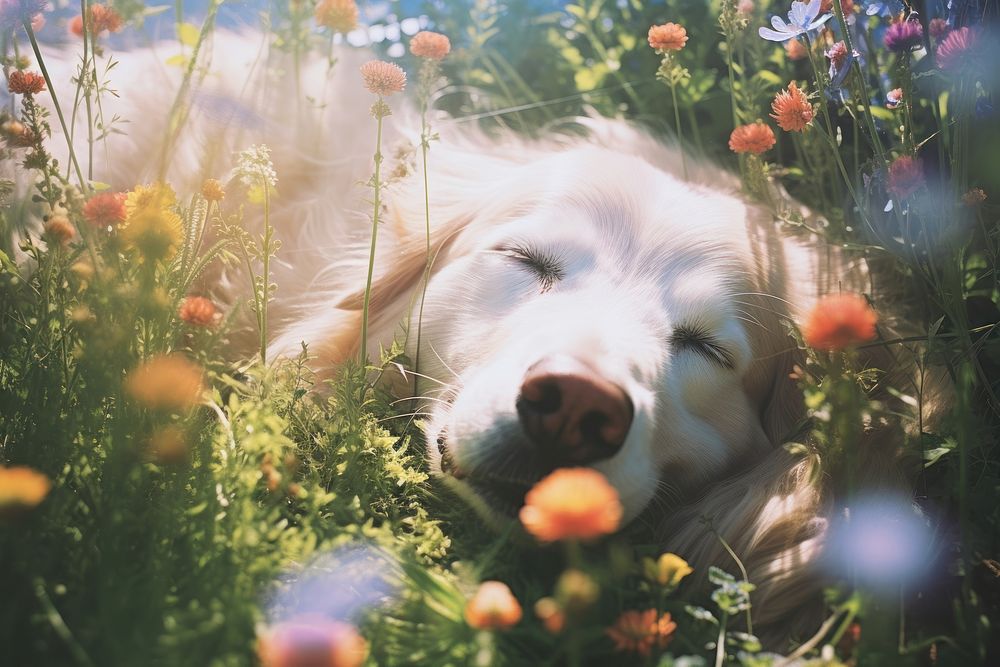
[125,182,177,220]
[0,466,51,518]
[643,553,693,587]
[555,569,599,613]
[121,208,184,260]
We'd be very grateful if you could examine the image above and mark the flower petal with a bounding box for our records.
[760,26,794,41]
[771,15,788,30]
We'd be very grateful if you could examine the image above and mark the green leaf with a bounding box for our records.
[177,22,201,47]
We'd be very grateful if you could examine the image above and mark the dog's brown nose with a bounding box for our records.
[516,355,633,466]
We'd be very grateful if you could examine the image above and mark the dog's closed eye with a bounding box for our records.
[493,243,565,293]
[670,326,736,369]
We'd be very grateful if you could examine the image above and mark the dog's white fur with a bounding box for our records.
[39,32,927,640]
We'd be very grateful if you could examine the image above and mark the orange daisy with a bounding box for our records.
[464,581,523,630]
[647,23,688,52]
[606,609,678,656]
[801,293,878,351]
[519,468,623,542]
[771,81,814,132]
[728,122,776,155]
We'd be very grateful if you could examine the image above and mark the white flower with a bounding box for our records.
[234,144,277,189]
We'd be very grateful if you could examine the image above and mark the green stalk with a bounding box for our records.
[669,80,688,180]
[22,21,87,190]
[360,102,386,366]
[831,0,887,169]
[259,185,271,365]
[414,65,434,377]
[804,37,868,226]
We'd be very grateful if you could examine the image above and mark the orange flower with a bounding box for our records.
[606,609,678,657]
[410,31,451,60]
[647,23,688,52]
[962,188,987,206]
[147,426,189,465]
[8,70,45,95]
[820,0,854,14]
[314,0,359,34]
[519,468,623,542]
[83,191,127,229]
[88,4,123,33]
[534,597,565,634]
[359,60,406,96]
[179,296,218,327]
[887,155,924,199]
[44,216,75,245]
[728,122,776,155]
[69,14,84,36]
[201,178,225,202]
[0,466,51,518]
[801,293,878,351]
[770,81,813,132]
[785,39,807,60]
[464,581,523,630]
[125,354,205,411]
[258,615,367,667]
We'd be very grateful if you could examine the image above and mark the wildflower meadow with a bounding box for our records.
[1,0,999,665]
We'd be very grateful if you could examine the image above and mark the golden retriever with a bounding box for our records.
[44,32,927,640]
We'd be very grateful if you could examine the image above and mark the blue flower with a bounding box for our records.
[863,0,903,18]
[0,0,47,31]
[759,0,834,42]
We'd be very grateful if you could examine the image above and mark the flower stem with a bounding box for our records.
[414,71,433,378]
[259,185,271,365]
[360,102,386,367]
[669,81,688,180]
[22,21,87,191]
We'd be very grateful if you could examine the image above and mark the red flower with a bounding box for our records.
[887,155,924,199]
[8,70,45,95]
[179,296,218,327]
[83,192,127,229]
[801,293,878,351]
[606,610,678,656]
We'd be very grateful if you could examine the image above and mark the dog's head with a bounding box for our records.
[393,144,804,524]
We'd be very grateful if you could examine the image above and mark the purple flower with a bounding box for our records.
[0,0,47,31]
[759,0,833,42]
[884,19,924,52]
